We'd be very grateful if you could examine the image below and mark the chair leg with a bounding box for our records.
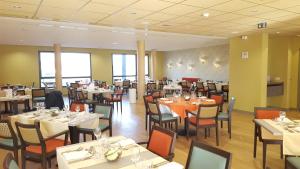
[228,120,232,139]
[120,101,122,114]
[109,126,112,136]
[145,114,148,130]
[83,133,86,142]
[13,149,18,165]
[21,151,26,169]
[48,158,51,168]
[42,157,47,169]
[175,120,178,134]
[116,102,118,112]
[221,120,223,128]
[280,144,283,159]
[186,121,190,139]
[263,143,267,169]
[205,128,207,138]
[254,125,258,158]
[216,126,219,146]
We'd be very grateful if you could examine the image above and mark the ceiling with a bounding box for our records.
[0,17,228,51]
[1,0,300,37]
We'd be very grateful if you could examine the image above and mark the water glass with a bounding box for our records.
[131,147,141,166]
[279,111,286,122]
[93,126,102,141]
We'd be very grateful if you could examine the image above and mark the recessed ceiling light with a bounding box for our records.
[202,12,210,17]
[231,31,239,34]
[276,31,280,34]
[112,42,119,45]
[12,5,21,9]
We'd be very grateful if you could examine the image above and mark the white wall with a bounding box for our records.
[163,44,229,82]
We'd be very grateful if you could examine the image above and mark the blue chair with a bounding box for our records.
[218,97,235,139]
[185,141,232,169]
[3,153,19,169]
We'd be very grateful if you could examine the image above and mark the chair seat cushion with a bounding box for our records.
[26,139,65,154]
[151,114,177,121]
[0,138,20,147]
[99,123,109,130]
[189,117,216,126]
[218,112,229,119]
[33,97,45,102]
[287,157,300,169]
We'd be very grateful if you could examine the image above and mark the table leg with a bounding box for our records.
[11,101,19,115]
[68,126,79,144]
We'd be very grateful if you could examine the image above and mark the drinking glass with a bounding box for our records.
[75,105,80,112]
[131,147,141,166]
[279,111,286,122]
[93,126,102,141]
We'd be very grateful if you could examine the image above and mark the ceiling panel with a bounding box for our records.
[141,12,175,21]
[41,0,89,10]
[0,1,38,13]
[36,6,75,21]
[160,4,200,15]
[1,0,42,5]
[70,11,108,24]
[0,9,33,18]
[210,13,243,21]
[241,0,277,4]
[264,0,300,9]
[91,0,139,7]
[81,2,123,14]
[234,5,277,16]
[129,0,175,11]
[186,9,226,19]
[256,10,296,20]
[209,0,257,12]
[285,5,300,14]
[182,0,231,8]
[167,16,197,24]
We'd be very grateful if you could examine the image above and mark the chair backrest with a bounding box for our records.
[181,81,187,87]
[32,88,46,98]
[123,80,130,87]
[185,141,232,169]
[147,126,176,160]
[147,102,159,115]
[70,102,85,112]
[207,83,217,91]
[211,95,224,105]
[16,90,25,96]
[15,122,43,146]
[197,104,219,119]
[254,107,281,119]
[0,120,17,141]
[77,91,87,100]
[3,153,19,169]
[70,83,80,88]
[143,95,154,112]
[68,87,77,99]
[196,82,204,89]
[222,85,229,92]
[101,81,107,88]
[131,82,137,89]
[147,83,157,91]
[94,104,112,120]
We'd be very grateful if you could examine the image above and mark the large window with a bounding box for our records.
[112,54,150,82]
[39,52,91,87]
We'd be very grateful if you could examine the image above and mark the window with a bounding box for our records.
[112,54,150,82]
[39,52,91,87]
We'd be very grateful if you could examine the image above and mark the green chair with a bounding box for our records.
[78,103,113,141]
[3,153,19,169]
[286,156,300,169]
[218,97,235,139]
[0,120,20,164]
[185,141,232,169]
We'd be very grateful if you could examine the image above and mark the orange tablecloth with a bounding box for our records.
[159,97,215,118]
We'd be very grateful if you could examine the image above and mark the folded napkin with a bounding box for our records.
[63,150,91,162]
[118,139,136,148]
[57,118,69,123]
[158,162,183,169]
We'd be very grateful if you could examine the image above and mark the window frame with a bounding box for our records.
[38,51,92,88]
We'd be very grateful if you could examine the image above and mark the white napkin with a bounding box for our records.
[118,139,136,148]
[158,162,183,169]
[63,150,91,162]
[57,118,69,123]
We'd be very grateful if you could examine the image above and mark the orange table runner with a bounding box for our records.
[159,97,215,118]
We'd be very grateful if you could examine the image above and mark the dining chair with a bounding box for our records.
[186,104,220,146]
[67,87,77,105]
[16,90,30,112]
[218,97,235,139]
[211,94,224,112]
[195,81,207,97]
[253,107,283,169]
[15,121,68,169]
[122,80,130,94]
[101,81,107,88]
[31,88,46,108]
[77,103,113,141]
[148,102,178,134]
[139,126,176,161]
[104,89,123,113]
[77,91,98,111]
[285,156,300,169]
[185,140,232,169]
[70,83,80,89]
[207,83,222,98]
[151,90,165,101]
[221,85,229,102]
[0,120,21,164]
[143,95,155,131]
[70,102,85,112]
[3,153,19,169]
[146,83,157,95]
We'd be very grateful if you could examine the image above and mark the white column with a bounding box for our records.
[137,40,145,102]
[54,44,62,91]
[150,50,157,80]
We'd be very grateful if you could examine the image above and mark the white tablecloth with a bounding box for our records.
[80,88,113,100]
[0,95,31,102]
[163,85,182,92]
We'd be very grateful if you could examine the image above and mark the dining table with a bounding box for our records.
[254,118,300,155]
[78,87,113,100]
[57,136,183,169]
[163,85,182,94]
[10,110,100,144]
[0,95,31,114]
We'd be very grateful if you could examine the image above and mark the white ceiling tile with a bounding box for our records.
[209,0,257,12]
[160,4,200,15]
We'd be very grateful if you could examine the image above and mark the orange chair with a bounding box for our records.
[15,121,68,169]
[70,102,85,112]
[253,107,282,169]
[186,104,220,146]
[211,94,224,112]
[139,126,176,161]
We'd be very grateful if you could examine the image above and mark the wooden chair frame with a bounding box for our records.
[15,122,68,169]
[185,140,232,169]
[3,153,19,169]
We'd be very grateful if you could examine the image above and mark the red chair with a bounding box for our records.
[70,102,85,112]
[211,95,224,112]
[139,126,176,161]
[253,107,282,169]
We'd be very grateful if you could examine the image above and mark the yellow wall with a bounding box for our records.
[0,45,162,89]
[290,37,300,108]
[155,51,165,80]
[229,33,268,112]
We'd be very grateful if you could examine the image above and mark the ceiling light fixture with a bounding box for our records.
[202,12,210,17]
[276,32,280,34]
[231,31,239,34]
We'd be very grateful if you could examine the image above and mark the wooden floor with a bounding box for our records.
[1,97,299,169]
